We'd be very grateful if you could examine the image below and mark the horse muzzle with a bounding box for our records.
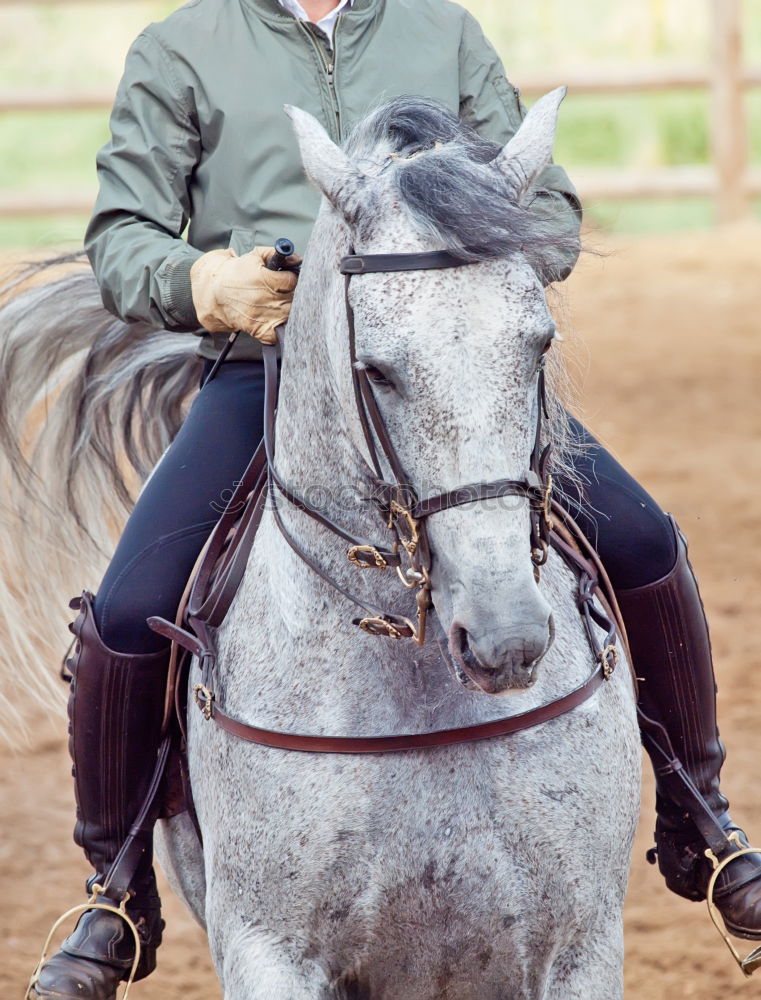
[448,616,553,695]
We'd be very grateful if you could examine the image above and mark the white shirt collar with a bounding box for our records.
[278,0,353,42]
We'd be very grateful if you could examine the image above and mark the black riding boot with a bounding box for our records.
[616,517,761,939]
[29,593,169,1000]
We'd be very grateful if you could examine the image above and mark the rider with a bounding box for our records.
[29,1,761,998]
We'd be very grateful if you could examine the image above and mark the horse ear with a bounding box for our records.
[493,86,566,204]
[285,105,367,223]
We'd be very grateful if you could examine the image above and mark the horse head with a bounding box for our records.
[286,89,576,696]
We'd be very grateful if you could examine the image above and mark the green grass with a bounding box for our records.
[1,0,760,248]
[0,216,91,253]
[1,112,108,190]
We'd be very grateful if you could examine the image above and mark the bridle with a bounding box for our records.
[266,247,555,648]
[150,243,625,754]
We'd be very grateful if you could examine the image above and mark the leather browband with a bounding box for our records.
[340,251,478,275]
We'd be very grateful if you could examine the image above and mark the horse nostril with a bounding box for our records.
[451,625,496,676]
[449,619,551,686]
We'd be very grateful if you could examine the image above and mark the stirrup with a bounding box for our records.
[705,832,761,977]
[26,884,142,1000]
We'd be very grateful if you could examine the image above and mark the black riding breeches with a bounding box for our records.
[555,417,677,591]
[94,362,266,654]
[94,364,677,655]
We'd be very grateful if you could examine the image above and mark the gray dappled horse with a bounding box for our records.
[157,91,641,998]
[0,90,640,998]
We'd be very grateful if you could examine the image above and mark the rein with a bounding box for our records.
[150,247,622,754]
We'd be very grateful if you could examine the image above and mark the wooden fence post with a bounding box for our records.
[711,0,749,223]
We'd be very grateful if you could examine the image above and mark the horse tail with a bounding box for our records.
[0,255,202,738]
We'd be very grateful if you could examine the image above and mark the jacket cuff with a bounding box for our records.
[156,243,204,329]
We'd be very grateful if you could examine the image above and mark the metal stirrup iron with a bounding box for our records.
[705,835,761,977]
[26,888,142,1000]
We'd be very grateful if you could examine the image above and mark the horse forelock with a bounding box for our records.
[343,97,577,273]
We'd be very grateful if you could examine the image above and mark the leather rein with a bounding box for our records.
[150,248,623,754]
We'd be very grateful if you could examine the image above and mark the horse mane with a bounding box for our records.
[344,96,586,498]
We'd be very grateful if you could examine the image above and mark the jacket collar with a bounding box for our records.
[245,0,378,25]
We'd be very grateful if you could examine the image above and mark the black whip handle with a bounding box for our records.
[203,237,296,385]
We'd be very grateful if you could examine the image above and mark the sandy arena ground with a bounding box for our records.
[2,225,761,997]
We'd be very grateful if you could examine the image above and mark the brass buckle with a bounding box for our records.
[347,545,388,570]
[542,474,555,532]
[358,617,406,640]
[599,644,618,680]
[26,885,141,1000]
[389,500,420,557]
[705,834,761,977]
[358,570,430,647]
[193,683,215,721]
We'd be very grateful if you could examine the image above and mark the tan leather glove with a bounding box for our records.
[190,246,299,344]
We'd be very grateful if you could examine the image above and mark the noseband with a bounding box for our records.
[266,248,555,647]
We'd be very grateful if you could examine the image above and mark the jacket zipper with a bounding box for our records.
[299,19,342,140]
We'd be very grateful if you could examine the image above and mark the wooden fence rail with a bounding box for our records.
[1,0,758,222]
[4,65,761,113]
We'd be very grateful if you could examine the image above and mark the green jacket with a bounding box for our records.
[85,0,581,361]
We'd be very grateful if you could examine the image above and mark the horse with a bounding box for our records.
[0,89,641,998]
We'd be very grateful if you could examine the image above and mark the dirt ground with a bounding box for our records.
[2,225,761,997]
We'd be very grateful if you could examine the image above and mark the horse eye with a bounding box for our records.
[541,335,554,356]
[364,365,394,389]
